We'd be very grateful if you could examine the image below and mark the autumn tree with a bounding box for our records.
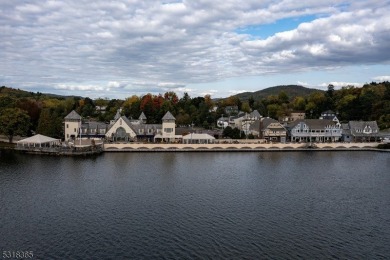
[122,95,140,118]
[164,92,178,104]
[0,108,31,143]
[16,98,42,130]
[204,94,214,110]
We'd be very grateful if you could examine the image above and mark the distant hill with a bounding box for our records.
[231,85,322,101]
[0,86,81,99]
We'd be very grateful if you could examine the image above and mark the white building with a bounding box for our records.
[154,111,182,142]
[64,110,82,141]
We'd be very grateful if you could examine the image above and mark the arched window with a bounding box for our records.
[116,127,127,140]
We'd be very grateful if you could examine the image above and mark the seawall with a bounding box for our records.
[103,142,387,152]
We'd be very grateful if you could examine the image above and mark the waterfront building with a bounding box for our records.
[287,119,342,142]
[280,111,305,122]
[105,116,137,142]
[319,110,339,123]
[154,111,182,142]
[341,121,380,142]
[80,121,108,139]
[260,118,287,142]
[64,110,82,141]
[65,110,181,143]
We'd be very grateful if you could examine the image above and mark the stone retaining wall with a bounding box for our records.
[104,142,380,151]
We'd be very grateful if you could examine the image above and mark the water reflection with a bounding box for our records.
[0,151,389,259]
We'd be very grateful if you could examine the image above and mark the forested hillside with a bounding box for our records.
[0,82,389,142]
[232,85,319,101]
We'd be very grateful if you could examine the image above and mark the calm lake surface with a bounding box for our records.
[1,151,389,259]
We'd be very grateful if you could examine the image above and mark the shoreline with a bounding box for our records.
[2,141,389,155]
[103,142,390,152]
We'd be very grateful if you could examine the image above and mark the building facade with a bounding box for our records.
[64,110,82,141]
[341,121,380,142]
[288,119,342,142]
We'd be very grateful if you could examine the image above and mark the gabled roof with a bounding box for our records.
[249,121,260,131]
[139,112,147,120]
[349,121,378,130]
[162,111,175,120]
[131,124,161,135]
[288,119,336,129]
[261,118,279,128]
[121,116,134,127]
[81,121,108,129]
[64,110,81,120]
[106,116,136,135]
[260,118,286,131]
[17,134,60,144]
[341,123,350,130]
[321,110,336,115]
[348,121,379,136]
[114,110,121,120]
[249,110,261,118]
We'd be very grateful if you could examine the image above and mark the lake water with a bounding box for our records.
[1,150,389,259]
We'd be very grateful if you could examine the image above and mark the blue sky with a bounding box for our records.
[236,15,320,39]
[1,1,390,99]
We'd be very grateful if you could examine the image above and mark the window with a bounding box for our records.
[164,128,173,133]
[148,128,153,134]
[74,128,76,132]
[66,124,69,128]
[363,126,372,134]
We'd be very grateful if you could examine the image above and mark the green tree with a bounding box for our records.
[36,108,64,139]
[222,126,245,139]
[248,96,255,110]
[306,91,327,118]
[278,91,289,104]
[0,108,31,143]
[241,101,251,113]
[266,104,282,119]
[292,96,306,111]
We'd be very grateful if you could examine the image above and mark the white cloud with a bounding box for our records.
[55,84,105,92]
[319,81,363,89]
[1,0,389,98]
[297,81,309,86]
[229,89,249,95]
[372,76,390,82]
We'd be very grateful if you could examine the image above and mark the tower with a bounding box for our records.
[161,111,176,142]
[64,110,81,141]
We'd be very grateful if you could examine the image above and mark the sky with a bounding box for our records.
[1,0,390,99]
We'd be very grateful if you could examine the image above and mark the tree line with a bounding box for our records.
[0,81,389,142]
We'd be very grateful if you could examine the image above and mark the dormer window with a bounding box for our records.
[363,125,372,134]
